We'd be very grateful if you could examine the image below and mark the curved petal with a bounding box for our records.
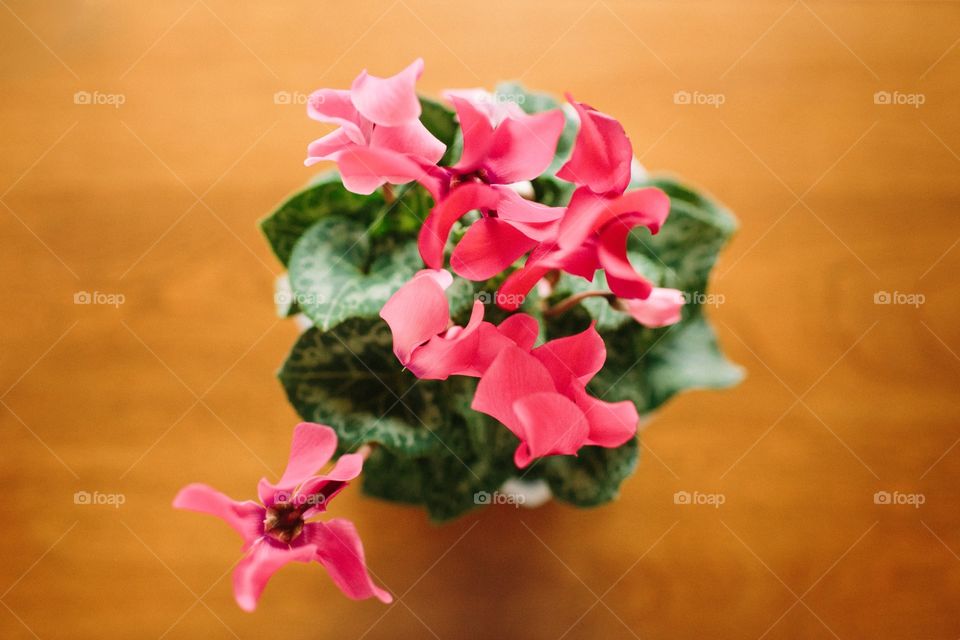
[450,95,495,174]
[350,58,423,127]
[471,345,557,440]
[597,216,656,300]
[512,391,590,467]
[306,127,358,162]
[624,287,685,327]
[450,218,537,281]
[495,246,556,312]
[296,453,364,516]
[494,189,564,242]
[370,120,446,163]
[573,387,639,448]
[532,323,606,388]
[306,519,392,603]
[557,187,670,251]
[556,96,632,195]
[496,313,539,350]
[443,88,525,126]
[484,109,565,183]
[258,423,339,506]
[173,484,264,546]
[232,539,317,612]
[418,182,501,269]
[307,89,367,144]
[379,270,452,364]
[407,301,486,379]
[334,146,436,195]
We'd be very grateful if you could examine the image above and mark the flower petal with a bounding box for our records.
[557,186,670,251]
[597,215,657,300]
[450,218,537,281]
[624,287,685,327]
[333,146,436,195]
[471,345,557,441]
[258,422,339,505]
[512,391,590,467]
[306,519,393,603]
[232,539,317,612]
[306,89,367,144]
[495,313,539,350]
[296,453,364,516]
[532,323,606,388]
[484,109,566,183]
[407,301,486,379]
[379,270,452,365]
[370,120,446,164]
[349,58,423,127]
[173,484,264,546]
[450,95,495,174]
[418,182,501,269]
[306,127,357,162]
[573,387,639,449]
[556,96,632,195]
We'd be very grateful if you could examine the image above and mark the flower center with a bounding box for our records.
[263,502,304,544]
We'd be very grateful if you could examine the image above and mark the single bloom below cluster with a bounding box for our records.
[306,59,687,468]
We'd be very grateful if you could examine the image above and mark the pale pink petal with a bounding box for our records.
[484,109,566,183]
[512,391,590,467]
[597,215,656,300]
[334,146,436,195]
[370,120,446,163]
[450,96,496,174]
[233,539,317,612]
[450,218,537,281]
[379,270,452,364]
[350,58,423,127]
[532,323,606,388]
[307,89,367,144]
[306,128,358,162]
[418,182,501,269]
[472,345,556,441]
[624,287,685,327]
[443,88,524,126]
[306,519,392,603]
[173,484,264,546]
[556,96,632,195]
[407,301,486,379]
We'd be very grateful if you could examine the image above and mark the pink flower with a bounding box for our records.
[471,324,638,467]
[496,186,672,310]
[305,58,445,194]
[416,94,567,280]
[379,269,538,380]
[556,95,634,196]
[173,423,391,611]
[623,287,685,328]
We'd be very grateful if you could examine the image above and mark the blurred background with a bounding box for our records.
[2,1,959,638]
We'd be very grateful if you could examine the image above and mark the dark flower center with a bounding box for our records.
[263,502,304,544]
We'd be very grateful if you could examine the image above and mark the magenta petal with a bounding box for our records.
[296,453,364,516]
[556,96,632,195]
[450,218,537,281]
[494,190,564,241]
[418,183,501,269]
[472,345,556,441]
[258,422,339,506]
[173,484,264,546]
[625,287,685,327]
[306,519,392,603]
[307,89,367,144]
[379,270,452,364]
[574,387,639,448]
[484,109,566,183]
[233,539,317,612]
[512,391,590,467]
[495,260,551,312]
[407,301,486,379]
[597,217,655,300]
[370,120,446,163]
[556,187,615,251]
[496,313,539,350]
[350,58,423,127]
[532,323,606,388]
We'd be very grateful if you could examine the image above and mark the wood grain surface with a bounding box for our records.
[1,1,959,638]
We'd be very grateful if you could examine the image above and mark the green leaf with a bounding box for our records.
[287,216,473,332]
[541,438,639,507]
[260,172,387,266]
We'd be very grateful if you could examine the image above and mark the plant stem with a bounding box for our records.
[543,290,615,317]
[382,184,395,204]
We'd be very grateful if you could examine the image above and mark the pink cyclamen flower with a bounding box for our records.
[556,95,633,196]
[472,323,638,467]
[623,287,685,327]
[379,269,538,380]
[416,93,567,280]
[305,58,445,194]
[173,423,391,611]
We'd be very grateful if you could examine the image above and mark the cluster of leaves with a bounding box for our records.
[260,86,742,521]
